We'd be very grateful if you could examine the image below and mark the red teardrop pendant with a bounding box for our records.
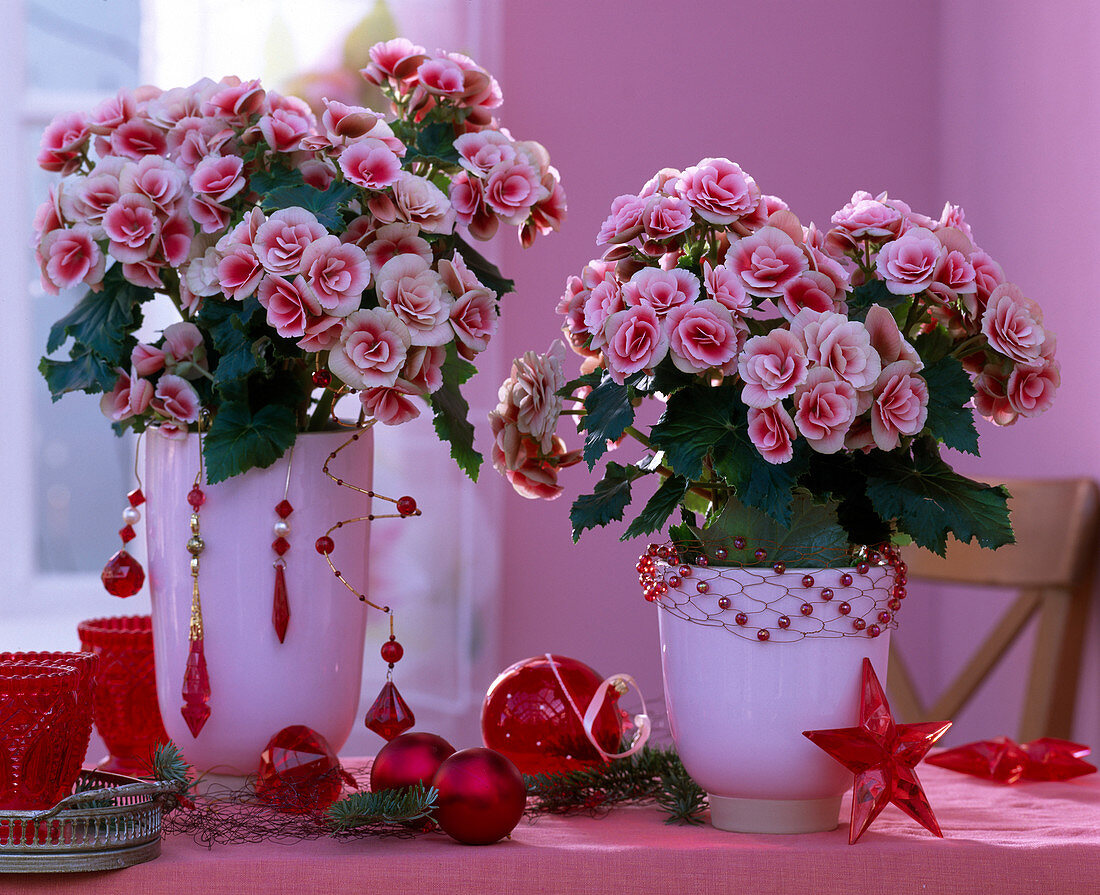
[101,549,145,598]
[272,563,290,643]
[364,681,415,741]
[181,637,212,737]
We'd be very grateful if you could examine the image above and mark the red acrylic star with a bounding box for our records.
[925,736,1096,783]
[803,657,951,844]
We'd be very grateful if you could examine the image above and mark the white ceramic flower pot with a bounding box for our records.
[656,561,894,833]
[145,428,371,775]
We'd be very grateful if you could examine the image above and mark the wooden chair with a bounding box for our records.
[888,477,1100,741]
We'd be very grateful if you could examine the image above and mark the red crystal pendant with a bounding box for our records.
[364,681,415,741]
[255,725,351,813]
[101,549,145,598]
[180,637,212,737]
[272,564,290,643]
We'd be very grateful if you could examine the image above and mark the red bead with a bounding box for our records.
[733,537,746,550]
[696,581,709,594]
[312,369,332,388]
[867,624,882,638]
[315,536,335,555]
[800,603,814,616]
[821,587,834,601]
[853,618,867,631]
[187,486,206,510]
[657,546,670,559]
[856,562,870,575]
[119,525,136,544]
[893,586,907,600]
[380,639,404,664]
[869,551,881,564]
[717,597,731,610]
[272,564,290,643]
[696,555,709,567]
[256,725,346,812]
[678,565,692,577]
[878,611,892,624]
[272,537,290,556]
[647,544,659,556]
[667,575,681,588]
[127,488,145,507]
[653,582,668,596]
[777,615,791,629]
[895,573,908,586]
[180,637,211,737]
[396,496,417,517]
[838,601,852,615]
[840,573,853,587]
[772,561,786,574]
[756,629,770,641]
[364,681,415,741]
[897,562,908,576]
[801,575,814,588]
[754,548,768,562]
[275,499,294,519]
[735,612,748,626]
[888,598,902,611]
[643,590,656,602]
[101,549,145,598]
[714,548,728,561]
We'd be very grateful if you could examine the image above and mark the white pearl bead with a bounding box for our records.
[122,506,141,525]
[273,520,290,537]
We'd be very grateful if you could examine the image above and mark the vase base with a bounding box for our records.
[707,794,841,834]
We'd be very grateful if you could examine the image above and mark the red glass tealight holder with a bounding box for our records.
[77,616,169,776]
[0,662,87,810]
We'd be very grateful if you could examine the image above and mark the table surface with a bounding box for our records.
[3,761,1099,895]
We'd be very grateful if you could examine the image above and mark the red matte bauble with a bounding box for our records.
[481,654,624,776]
[370,732,456,793]
[432,747,527,845]
[255,725,349,813]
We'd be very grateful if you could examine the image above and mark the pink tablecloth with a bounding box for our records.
[3,762,1100,894]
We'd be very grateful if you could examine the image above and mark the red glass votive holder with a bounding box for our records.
[0,651,99,804]
[0,662,86,810]
[77,616,169,777]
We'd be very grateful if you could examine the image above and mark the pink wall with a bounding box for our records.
[488,0,1100,745]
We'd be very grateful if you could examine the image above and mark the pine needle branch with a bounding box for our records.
[327,783,438,832]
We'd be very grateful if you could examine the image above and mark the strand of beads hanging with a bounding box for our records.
[180,481,212,738]
[637,541,906,643]
[272,497,293,643]
[101,487,147,597]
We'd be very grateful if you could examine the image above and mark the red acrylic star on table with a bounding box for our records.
[925,736,1096,783]
[803,658,951,844]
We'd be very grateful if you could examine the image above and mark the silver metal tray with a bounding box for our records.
[0,770,180,872]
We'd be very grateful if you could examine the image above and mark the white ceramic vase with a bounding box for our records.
[144,428,372,775]
[656,561,894,834]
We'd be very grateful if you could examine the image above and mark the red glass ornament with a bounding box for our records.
[756,629,770,641]
[480,654,624,777]
[370,732,456,792]
[118,525,136,544]
[255,725,351,812]
[772,561,786,574]
[101,549,145,598]
[733,536,746,550]
[926,736,1096,783]
[801,575,814,588]
[821,587,834,601]
[667,575,681,588]
[187,486,206,510]
[275,499,294,519]
[734,612,748,626]
[1021,737,1097,781]
[717,597,732,610]
[754,548,768,562]
[777,615,791,629]
[840,573,853,587]
[272,537,290,556]
[380,639,404,664]
[714,548,728,561]
[127,488,145,507]
[364,681,415,740]
[838,601,852,615]
[853,618,866,631]
[396,495,417,517]
[432,748,527,845]
[77,616,168,776]
[803,658,951,844]
[312,369,332,388]
[180,637,212,738]
[677,565,691,577]
[856,562,870,575]
[315,536,335,555]
[272,564,290,643]
[696,581,709,594]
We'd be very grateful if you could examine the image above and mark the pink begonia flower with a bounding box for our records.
[643,195,694,242]
[363,223,432,277]
[339,214,376,248]
[87,91,135,136]
[494,340,567,452]
[328,307,412,388]
[258,274,322,338]
[449,170,485,226]
[34,185,65,239]
[803,224,852,295]
[297,312,344,353]
[622,267,700,319]
[971,364,1017,426]
[118,156,186,216]
[488,413,579,501]
[299,235,371,316]
[726,226,808,298]
[361,38,428,85]
[254,208,328,275]
[638,167,681,198]
[217,244,264,300]
[128,374,154,416]
[109,119,168,161]
[602,304,669,384]
[166,116,232,175]
[100,369,138,421]
[163,322,207,379]
[153,374,201,424]
[981,282,1046,364]
[122,260,164,290]
[793,367,858,454]
[319,100,383,145]
[401,345,447,395]
[528,177,567,240]
[675,157,760,225]
[484,158,548,224]
[258,108,310,152]
[666,299,742,374]
[188,194,232,234]
[37,112,90,174]
[870,361,929,451]
[938,201,974,242]
[189,154,246,203]
[583,275,625,350]
[360,383,421,426]
[391,173,455,234]
[439,255,498,356]
[218,208,265,251]
[454,131,516,178]
[703,260,751,316]
[597,195,648,246]
[875,227,943,295]
[830,190,905,239]
[747,404,796,464]
[1006,358,1059,418]
[131,343,165,377]
[933,249,977,295]
[778,271,838,321]
[795,310,881,390]
[970,251,1005,302]
[738,329,809,408]
[864,304,921,368]
[375,254,453,346]
[203,78,267,121]
[182,246,223,299]
[103,194,160,263]
[156,211,194,267]
[417,57,466,97]
[338,138,402,190]
[37,225,105,295]
[300,157,337,191]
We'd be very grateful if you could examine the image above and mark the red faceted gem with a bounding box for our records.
[856,562,870,575]
[840,573,853,587]
[255,725,350,813]
[315,536,335,555]
[272,564,290,644]
[800,603,814,616]
[772,561,786,574]
[777,615,791,629]
[180,637,212,738]
[801,575,814,588]
[754,548,767,562]
[756,629,770,641]
[275,499,294,519]
[821,587,834,601]
[312,369,332,388]
[364,681,415,741]
[119,525,136,544]
[717,597,732,610]
[838,601,852,615]
[127,488,145,507]
[396,496,417,517]
[272,537,290,556]
[380,639,404,664]
[187,486,206,510]
[734,612,748,626]
[102,549,145,598]
[733,536,746,550]
[867,624,882,638]
[853,618,867,631]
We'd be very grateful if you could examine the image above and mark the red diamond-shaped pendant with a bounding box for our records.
[273,564,290,643]
[364,681,415,740]
[255,725,351,812]
[102,549,145,598]
[275,500,294,519]
[181,637,212,737]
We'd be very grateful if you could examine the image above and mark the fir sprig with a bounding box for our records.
[152,741,195,792]
[524,745,707,824]
[327,783,438,832]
